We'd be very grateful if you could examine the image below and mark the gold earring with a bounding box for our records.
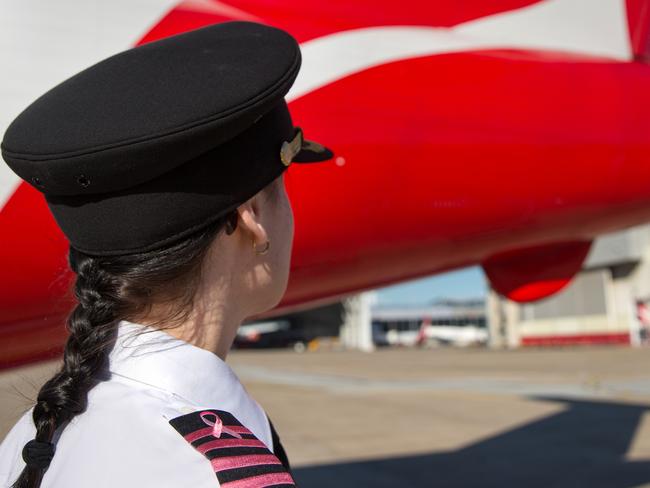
[252,239,270,255]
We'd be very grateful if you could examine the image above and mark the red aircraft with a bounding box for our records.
[1,0,649,367]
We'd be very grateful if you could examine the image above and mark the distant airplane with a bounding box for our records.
[2,0,650,367]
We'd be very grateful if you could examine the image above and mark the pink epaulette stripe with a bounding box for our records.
[225,426,252,434]
[210,454,282,472]
[197,438,267,453]
[220,471,295,488]
[184,425,253,442]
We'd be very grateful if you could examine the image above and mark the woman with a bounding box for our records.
[0,20,333,488]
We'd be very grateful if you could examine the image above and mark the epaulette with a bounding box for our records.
[167,408,296,487]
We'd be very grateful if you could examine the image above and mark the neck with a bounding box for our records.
[132,239,250,360]
[166,309,242,361]
[133,288,245,361]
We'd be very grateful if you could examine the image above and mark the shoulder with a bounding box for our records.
[0,381,294,488]
[43,382,219,488]
[165,407,296,488]
[50,381,295,487]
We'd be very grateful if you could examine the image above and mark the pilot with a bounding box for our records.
[0,20,333,488]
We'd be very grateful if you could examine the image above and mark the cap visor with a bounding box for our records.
[291,138,334,163]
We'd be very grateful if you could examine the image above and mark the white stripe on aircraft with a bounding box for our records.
[286,0,631,102]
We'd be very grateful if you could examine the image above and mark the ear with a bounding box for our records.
[237,196,269,249]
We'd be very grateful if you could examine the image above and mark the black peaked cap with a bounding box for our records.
[0,21,334,256]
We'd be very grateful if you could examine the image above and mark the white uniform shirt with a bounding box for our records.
[0,320,292,487]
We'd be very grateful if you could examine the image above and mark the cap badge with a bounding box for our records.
[280,127,303,167]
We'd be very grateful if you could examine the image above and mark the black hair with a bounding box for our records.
[11,175,282,488]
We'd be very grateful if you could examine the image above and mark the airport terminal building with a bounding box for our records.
[369,299,487,347]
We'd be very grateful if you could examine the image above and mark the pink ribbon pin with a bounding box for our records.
[200,411,243,439]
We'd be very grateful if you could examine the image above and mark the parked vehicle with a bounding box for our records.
[234,320,309,352]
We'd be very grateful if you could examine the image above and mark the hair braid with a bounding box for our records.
[12,250,121,488]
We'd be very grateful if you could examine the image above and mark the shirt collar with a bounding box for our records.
[106,319,273,450]
[107,319,248,409]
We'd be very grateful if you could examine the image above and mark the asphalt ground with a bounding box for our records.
[2,345,649,487]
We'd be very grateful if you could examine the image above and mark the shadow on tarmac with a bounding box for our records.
[293,396,650,488]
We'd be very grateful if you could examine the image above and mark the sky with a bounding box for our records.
[373,265,488,306]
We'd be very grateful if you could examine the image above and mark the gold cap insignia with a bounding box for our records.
[280,127,304,167]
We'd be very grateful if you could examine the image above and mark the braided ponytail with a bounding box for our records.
[8,201,254,487]
[12,251,121,487]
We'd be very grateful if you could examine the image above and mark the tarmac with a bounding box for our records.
[2,345,649,487]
